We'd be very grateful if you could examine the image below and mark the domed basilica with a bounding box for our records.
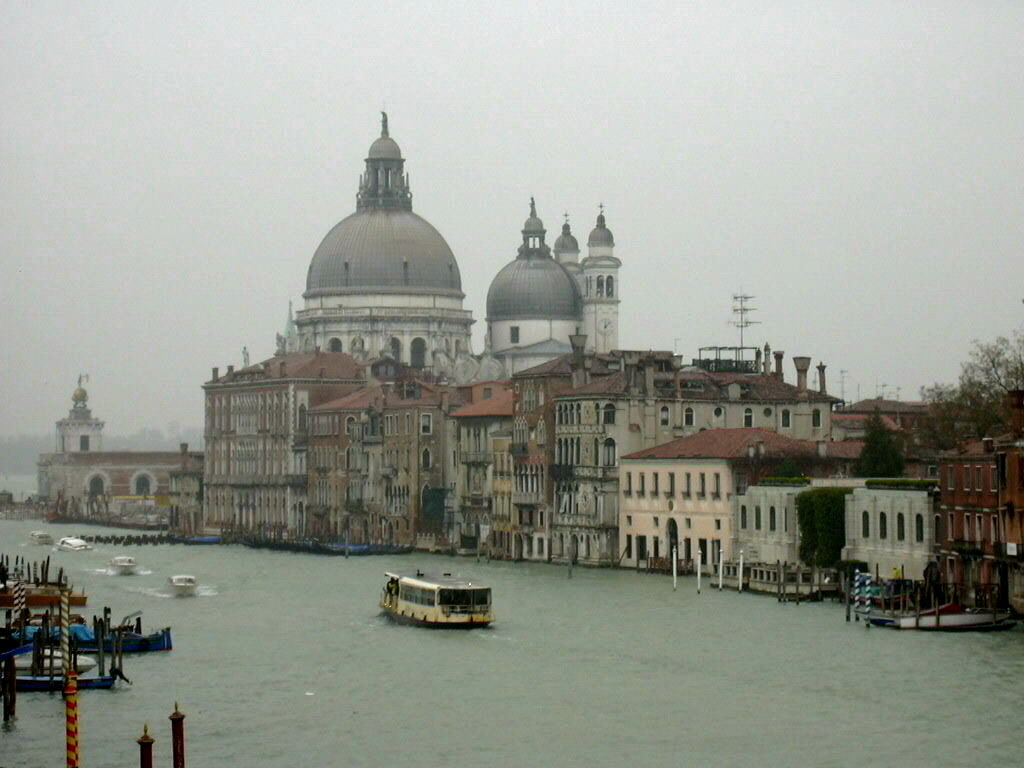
[282,114,621,383]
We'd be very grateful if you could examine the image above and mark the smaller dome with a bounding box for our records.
[368,135,402,160]
[72,387,88,403]
[588,212,615,247]
[554,222,579,252]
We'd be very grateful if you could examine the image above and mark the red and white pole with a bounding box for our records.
[64,671,80,767]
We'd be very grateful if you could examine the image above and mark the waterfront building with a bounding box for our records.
[168,443,204,535]
[202,351,365,535]
[841,485,937,580]
[449,381,514,555]
[619,429,861,572]
[935,440,1005,608]
[37,382,185,513]
[307,372,457,546]
[995,390,1024,612]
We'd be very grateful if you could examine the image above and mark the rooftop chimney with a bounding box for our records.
[817,362,827,394]
[180,442,188,455]
[773,351,784,380]
[793,356,811,391]
[763,344,772,375]
[226,365,234,375]
[212,367,219,382]
[982,437,995,453]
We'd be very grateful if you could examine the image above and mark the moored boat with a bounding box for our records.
[56,536,92,552]
[380,569,493,628]
[109,555,139,575]
[167,574,198,597]
[866,603,1017,631]
[16,674,116,692]
[13,648,97,674]
[29,530,54,545]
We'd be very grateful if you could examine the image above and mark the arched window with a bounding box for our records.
[897,513,905,541]
[879,512,888,539]
[135,475,151,496]
[328,337,343,353]
[389,337,402,361]
[606,276,614,297]
[421,448,431,470]
[597,276,605,296]
[812,409,822,428]
[755,506,762,530]
[602,438,617,467]
[934,514,942,543]
[862,511,870,538]
[88,475,105,497]
[298,404,308,431]
[740,505,748,529]
[660,406,669,426]
[410,338,427,369]
[915,513,924,542]
[781,409,791,428]
[603,404,616,425]
[769,506,776,532]
[593,438,599,466]
[345,416,356,436]
[744,408,753,428]
[684,407,694,426]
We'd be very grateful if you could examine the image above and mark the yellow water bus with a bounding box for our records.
[380,570,494,628]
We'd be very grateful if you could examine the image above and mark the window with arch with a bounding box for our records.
[897,513,905,541]
[328,337,343,353]
[597,276,605,296]
[351,336,364,353]
[740,505,748,529]
[744,408,753,428]
[683,407,694,426]
[345,416,356,436]
[410,338,427,369]
[660,406,669,426]
[879,512,888,539]
[862,511,870,538]
[298,404,308,432]
[135,475,151,496]
[812,409,822,428]
[755,506,762,530]
[603,404,615,425]
[602,438,617,467]
[88,476,105,497]
[915,513,924,542]
[781,409,791,428]
[421,448,431,470]
[769,506,776,532]
[605,276,614,297]
[389,337,402,361]
[934,514,942,543]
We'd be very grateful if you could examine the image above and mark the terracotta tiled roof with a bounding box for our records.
[832,413,901,430]
[314,386,382,412]
[513,353,617,379]
[561,372,628,397]
[826,440,864,459]
[209,352,364,384]
[676,369,839,404]
[844,398,927,413]
[450,388,515,418]
[623,428,844,461]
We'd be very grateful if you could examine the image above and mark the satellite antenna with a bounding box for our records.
[731,294,760,347]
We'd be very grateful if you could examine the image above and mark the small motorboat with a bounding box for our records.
[30,530,54,545]
[109,555,139,575]
[14,648,97,674]
[167,574,198,597]
[56,536,92,552]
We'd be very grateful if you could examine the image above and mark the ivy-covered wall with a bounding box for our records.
[797,487,853,567]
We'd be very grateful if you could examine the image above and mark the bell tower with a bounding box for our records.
[56,376,104,453]
[580,205,621,353]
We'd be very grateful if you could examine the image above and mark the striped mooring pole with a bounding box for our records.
[61,587,71,678]
[65,671,80,767]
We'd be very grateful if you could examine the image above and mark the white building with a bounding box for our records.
[841,486,937,579]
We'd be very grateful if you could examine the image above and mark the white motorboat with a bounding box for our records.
[109,555,138,575]
[30,530,54,545]
[56,536,92,552]
[167,574,198,597]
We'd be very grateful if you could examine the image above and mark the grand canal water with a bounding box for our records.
[2,519,1022,767]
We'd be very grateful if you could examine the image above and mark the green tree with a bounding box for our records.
[856,409,904,477]
[774,457,803,478]
[920,331,1024,449]
[797,488,852,568]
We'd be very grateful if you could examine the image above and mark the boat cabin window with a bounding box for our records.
[438,588,491,607]
[400,584,437,605]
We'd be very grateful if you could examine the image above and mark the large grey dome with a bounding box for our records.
[487,258,582,321]
[305,209,463,298]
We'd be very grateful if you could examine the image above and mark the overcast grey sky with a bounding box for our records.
[2,1,1022,438]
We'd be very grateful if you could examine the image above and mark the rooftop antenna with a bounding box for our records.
[730,293,759,348]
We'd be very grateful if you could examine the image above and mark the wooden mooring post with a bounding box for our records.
[137,724,155,768]
[170,702,186,768]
